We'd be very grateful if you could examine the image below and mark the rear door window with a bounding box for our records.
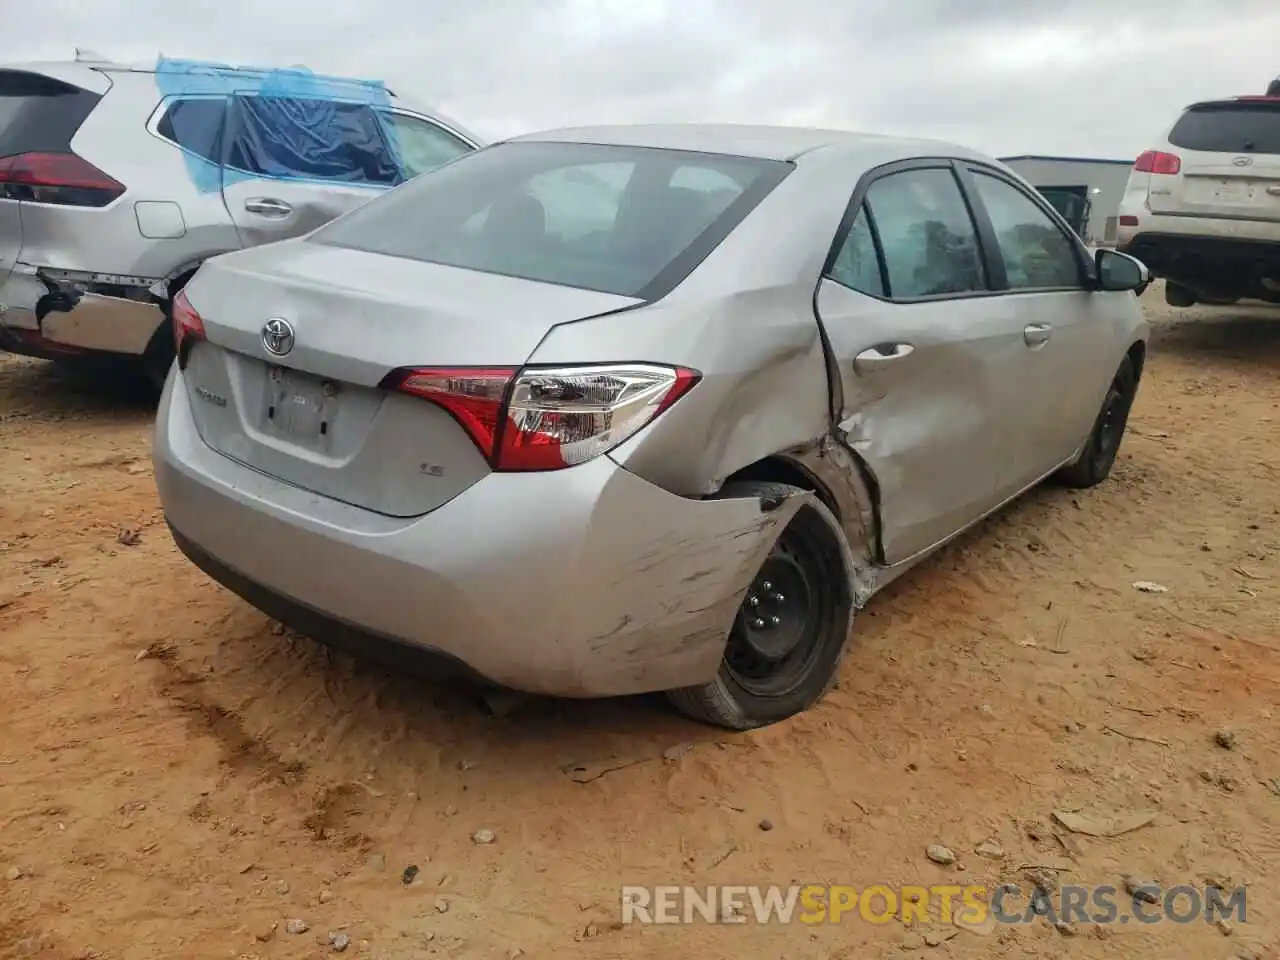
[379,112,472,179]
[225,96,400,185]
[1168,103,1280,154]
[864,167,986,298]
[155,97,226,164]
[827,204,885,297]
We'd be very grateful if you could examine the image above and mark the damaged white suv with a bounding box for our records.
[0,52,479,386]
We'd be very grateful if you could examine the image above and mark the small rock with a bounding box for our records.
[1215,918,1235,937]
[901,931,925,951]
[318,888,334,904]
[923,928,958,947]
[434,898,449,914]
[443,804,458,817]
[926,844,956,865]
[270,622,285,636]
[284,919,309,936]
[368,853,386,872]
[758,819,774,832]
[1092,924,1113,939]
[1054,921,1078,937]
[458,759,478,771]
[472,828,496,845]
[1214,729,1237,750]
[1132,580,1169,594]
[255,922,278,942]
[975,840,1005,860]
[402,864,419,885]
[5,866,23,881]
[978,704,995,718]
[328,931,350,952]
[1023,867,1060,894]
[275,879,290,895]
[116,528,141,547]
[1123,876,1159,904]
[1063,721,1082,733]
[1199,769,1216,782]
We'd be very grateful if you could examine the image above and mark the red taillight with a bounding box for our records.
[1133,150,1181,175]
[0,151,125,207]
[171,290,206,364]
[1119,215,1139,226]
[380,363,702,471]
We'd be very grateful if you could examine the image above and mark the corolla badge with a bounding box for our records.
[262,317,295,357]
[1233,156,1254,167]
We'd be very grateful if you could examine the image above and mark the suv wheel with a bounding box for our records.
[1165,282,1197,308]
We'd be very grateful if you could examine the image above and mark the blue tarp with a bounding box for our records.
[153,57,401,193]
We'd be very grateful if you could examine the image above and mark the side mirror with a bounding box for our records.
[1093,248,1150,293]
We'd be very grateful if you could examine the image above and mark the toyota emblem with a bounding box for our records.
[262,317,295,357]
[1233,156,1254,167]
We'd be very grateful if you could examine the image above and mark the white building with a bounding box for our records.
[999,155,1135,246]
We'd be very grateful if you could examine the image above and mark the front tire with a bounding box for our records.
[1055,356,1138,489]
[665,481,853,730]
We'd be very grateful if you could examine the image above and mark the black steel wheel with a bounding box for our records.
[1055,356,1138,489]
[667,481,853,730]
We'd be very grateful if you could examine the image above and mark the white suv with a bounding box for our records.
[1,52,480,386]
[1116,95,1280,307]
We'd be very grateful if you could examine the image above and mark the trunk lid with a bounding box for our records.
[1150,99,1280,221]
[180,240,641,517]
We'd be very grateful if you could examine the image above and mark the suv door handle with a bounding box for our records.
[1023,323,1052,346]
[854,343,915,372]
[244,197,292,217]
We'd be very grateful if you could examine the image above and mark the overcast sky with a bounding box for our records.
[6,0,1279,159]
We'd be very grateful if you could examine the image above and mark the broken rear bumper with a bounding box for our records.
[0,265,165,357]
[154,367,809,698]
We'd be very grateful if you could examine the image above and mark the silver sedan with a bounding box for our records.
[153,124,1150,729]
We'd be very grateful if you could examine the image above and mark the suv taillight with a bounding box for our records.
[0,151,125,207]
[381,363,701,471]
[171,290,206,365]
[1133,150,1181,175]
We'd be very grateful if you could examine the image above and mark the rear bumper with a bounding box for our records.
[154,368,808,698]
[1116,217,1280,296]
[0,265,165,357]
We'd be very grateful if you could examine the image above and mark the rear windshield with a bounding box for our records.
[1168,102,1280,155]
[0,71,102,158]
[310,140,791,298]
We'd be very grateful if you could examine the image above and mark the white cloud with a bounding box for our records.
[5,0,1279,158]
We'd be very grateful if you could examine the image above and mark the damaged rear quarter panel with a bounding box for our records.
[572,483,812,696]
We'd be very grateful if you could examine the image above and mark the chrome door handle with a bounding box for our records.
[244,197,292,217]
[854,342,915,372]
[1023,323,1052,346]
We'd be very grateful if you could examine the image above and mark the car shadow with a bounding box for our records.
[0,354,157,421]
[1150,303,1280,368]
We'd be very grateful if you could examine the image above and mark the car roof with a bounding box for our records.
[507,123,993,165]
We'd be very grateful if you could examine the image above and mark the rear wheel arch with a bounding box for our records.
[723,449,885,566]
[1126,340,1146,382]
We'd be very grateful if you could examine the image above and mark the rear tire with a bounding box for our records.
[1165,282,1197,308]
[665,481,853,730]
[1055,356,1138,489]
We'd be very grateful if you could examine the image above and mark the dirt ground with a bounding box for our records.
[2,286,1278,960]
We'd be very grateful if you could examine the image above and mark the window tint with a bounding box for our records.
[311,140,789,298]
[1168,103,1280,154]
[828,204,884,296]
[381,113,472,179]
[970,173,1082,290]
[864,168,985,298]
[226,96,400,185]
[0,70,101,158]
[156,98,225,164]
